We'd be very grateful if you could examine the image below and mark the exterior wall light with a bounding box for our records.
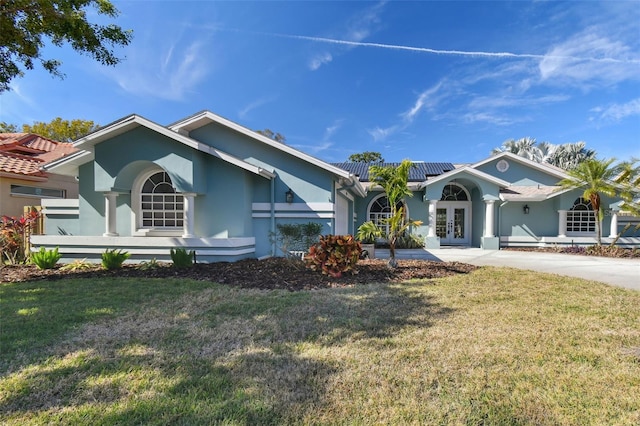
[285,188,294,204]
[523,204,530,215]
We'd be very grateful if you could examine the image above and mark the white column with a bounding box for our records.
[182,193,196,238]
[609,211,618,238]
[558,210,567,237]
[484,200,495,237]
[103,192,118,236]
[428,199,438,237]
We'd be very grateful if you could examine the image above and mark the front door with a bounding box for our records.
[436,202,470,245]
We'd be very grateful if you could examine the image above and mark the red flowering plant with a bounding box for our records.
[0,210,40,265]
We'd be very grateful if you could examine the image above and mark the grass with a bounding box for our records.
[1,268,639,425]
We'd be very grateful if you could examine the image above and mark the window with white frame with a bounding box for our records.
[140,172,184,228]
[566,197,595,234]
[368,195,405,235]
[10,185,65,198]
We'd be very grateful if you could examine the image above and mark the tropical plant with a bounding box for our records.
[558,158,620,245]
[30,247,62,270]
[355,221,383,244]
[170,248,194,269]
[0,211,40,264]
[271,222,323,257]
[305,234,361,278]
[138,257,161,270]
[60,258,93,271]
[492,138,596,170]
[101,249,130,270]
[368,160,423,268]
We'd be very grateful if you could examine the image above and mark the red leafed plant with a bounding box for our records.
[305,234,362,278]
[0,210,40,265]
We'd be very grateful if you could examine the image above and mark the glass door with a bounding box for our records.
[435,202,470,245]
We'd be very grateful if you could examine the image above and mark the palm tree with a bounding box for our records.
[548,142,596,170]
[615,158,640,217]
[492,137,541,161]
[368,160,422,268]
[558,158,620,245]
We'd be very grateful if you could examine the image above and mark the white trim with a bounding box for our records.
[421,166,511,189]
[252,202,335,211]
[472,151,569,180]
[31,235,255,247]
[43,209,79,215]
[41,199,79,207]
[253,212,334,219]
[44,114,275,179]
[169,110,365,197]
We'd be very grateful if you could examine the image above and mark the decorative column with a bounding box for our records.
[557,210,567,237]
[103,192,118,236]
[609,210,619,238]
[427,199,438,237]
[484,200,495,237]
[182,193,196,238]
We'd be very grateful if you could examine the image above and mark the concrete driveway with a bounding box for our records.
[376,248,640,291]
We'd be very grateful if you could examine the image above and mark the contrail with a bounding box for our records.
[264,32,640,65]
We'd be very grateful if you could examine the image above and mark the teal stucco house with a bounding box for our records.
[32,110,638,262]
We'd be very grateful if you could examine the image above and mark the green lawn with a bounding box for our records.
[1,268,639,425]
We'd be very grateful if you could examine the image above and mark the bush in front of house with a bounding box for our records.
[305,234,362,278]
[101,249,130,270]
[30,246,62,269]
[170,248,194,268]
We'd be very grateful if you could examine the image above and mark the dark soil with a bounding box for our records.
[0,258,478,291]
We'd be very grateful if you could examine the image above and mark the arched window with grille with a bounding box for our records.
[140,171,184,228]
[566,197,595,234]
[367,194,405,235]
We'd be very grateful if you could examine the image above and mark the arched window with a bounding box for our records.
[441,183,469,201]
[567,197,595,233]
[367,195,406,234]
[140,171,184,228]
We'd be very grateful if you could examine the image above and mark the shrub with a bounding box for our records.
[0,211,39,264]
[170,248,194,268]
[138,258,161,270]
[60,258,94,271]
[271,222,323,257]
[30,246,62,270]
[101,249,130,270]
[305,234,362,278]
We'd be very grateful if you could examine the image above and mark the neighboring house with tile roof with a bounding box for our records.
[31,110,637,263]
[0,133,79,217]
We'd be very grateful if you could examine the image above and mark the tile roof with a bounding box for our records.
[331,162,456,182]
[0,133,78,177]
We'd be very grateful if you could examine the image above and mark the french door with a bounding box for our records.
[436,202,470,245]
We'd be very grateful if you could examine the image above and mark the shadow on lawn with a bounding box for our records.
[0,280,454,424]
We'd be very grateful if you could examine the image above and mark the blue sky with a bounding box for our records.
[1,1,639,164]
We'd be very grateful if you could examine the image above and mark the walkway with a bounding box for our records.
[375,248,640,291]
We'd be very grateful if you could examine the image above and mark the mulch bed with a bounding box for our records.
[0,258,478,291]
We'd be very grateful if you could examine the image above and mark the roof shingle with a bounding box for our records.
[331,162,456,182]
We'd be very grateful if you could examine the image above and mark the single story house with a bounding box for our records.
[0,133,78,217]
[32,111,638,262]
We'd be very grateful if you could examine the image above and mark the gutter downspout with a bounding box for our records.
[270,178,276,257]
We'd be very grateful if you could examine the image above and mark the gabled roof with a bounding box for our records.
[421,165,512,189]
[43,114,276,179]
[0,133,77,178]
[472,151,569,180]
[169,110,366,197]
[331,162,455,182]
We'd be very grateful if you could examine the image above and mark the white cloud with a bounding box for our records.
[591,98,640,122]
[367,125,398,142]
[309,52,333,71]
[107,37,210,101]
[538,30,639,87]
[239,96,277,119]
